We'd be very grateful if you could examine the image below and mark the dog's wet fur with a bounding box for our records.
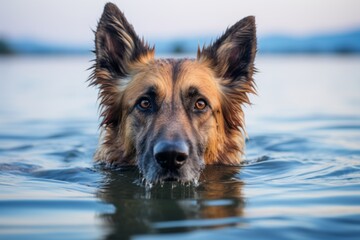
[90,3,257,184]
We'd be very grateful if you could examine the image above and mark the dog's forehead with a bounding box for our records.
[173,59,217,87]
[142,58,218,89]
[125,58,220,105]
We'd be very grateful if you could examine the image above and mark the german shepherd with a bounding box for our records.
[90,3,256,185]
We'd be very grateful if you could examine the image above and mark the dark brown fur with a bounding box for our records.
[90,3,256,184]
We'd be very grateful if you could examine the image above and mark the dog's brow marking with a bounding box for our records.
[188,86,199,97]
[145,86,157,96]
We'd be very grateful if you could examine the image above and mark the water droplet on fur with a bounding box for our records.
[193,179,199,187]
[145,181,153,190]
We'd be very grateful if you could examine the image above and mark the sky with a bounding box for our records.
[0,0,360,45]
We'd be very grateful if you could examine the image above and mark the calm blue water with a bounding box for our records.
[0,55,359,240]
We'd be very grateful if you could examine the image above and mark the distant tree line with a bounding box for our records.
[0,39,13,54]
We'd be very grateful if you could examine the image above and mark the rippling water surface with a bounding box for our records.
[0,55,359,240]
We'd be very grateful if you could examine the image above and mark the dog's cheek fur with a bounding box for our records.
[194,112,219,164]
[124,109,151,163]
[206,115,224,164]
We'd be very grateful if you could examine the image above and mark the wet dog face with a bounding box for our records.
[90,3,257,184]
[122,59,223,183]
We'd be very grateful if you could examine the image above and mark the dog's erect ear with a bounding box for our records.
[198,16,256,138]
[91,3,153,127]
[198,16,256,84]
[95,3,152,77]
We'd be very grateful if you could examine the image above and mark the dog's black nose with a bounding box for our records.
[154,141,189,170]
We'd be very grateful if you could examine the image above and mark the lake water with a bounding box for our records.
[0,54,359,240]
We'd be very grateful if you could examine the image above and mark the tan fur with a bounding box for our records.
[94,58,253,165]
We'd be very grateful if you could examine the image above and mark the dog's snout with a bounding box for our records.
[154,141,189,170]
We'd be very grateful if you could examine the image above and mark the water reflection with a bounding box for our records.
[97,166,244,239]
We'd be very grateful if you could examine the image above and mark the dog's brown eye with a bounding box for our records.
[194,99,207,110]
[139,98,151,110]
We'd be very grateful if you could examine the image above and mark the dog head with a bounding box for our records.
[90,3,256,184]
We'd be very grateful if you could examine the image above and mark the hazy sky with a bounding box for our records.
[1,0,360,45]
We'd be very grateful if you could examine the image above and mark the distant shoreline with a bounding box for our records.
[1,28,360,55]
